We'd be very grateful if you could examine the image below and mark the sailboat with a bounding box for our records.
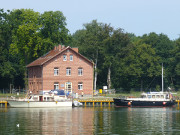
[113,65,176,107]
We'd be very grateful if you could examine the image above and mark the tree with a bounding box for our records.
[72,20,132,90]
[114,39,161,91]
[72,20,106,90]
[141,32,176,89]
[9,9,42,65]
[39,11,70,55]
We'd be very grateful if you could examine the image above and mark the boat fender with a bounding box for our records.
[163,102,166,105]
[128,102,131,106]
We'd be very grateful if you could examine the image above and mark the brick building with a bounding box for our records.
[27,45,94,96]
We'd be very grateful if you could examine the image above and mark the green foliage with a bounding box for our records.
[0,9,70,89]
[0,9,179,92]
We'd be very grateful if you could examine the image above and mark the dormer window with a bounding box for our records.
[70,55,73,61]
[63,55,67,61]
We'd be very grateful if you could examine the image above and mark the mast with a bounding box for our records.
[162,63,164,92]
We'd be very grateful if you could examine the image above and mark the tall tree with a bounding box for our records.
[39,11,70,55]
[72,20,106,90]
[10,9,42,65]
[114,39,161,91]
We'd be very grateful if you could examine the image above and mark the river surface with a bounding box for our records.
[1,107,180,135]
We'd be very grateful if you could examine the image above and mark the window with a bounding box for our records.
[54,82,59,90]
[78,82,83,90]
[66,67,71,76]
[65,82,72,93]
[78,68,83,76]
[63,55,67,61]
[70,55,73,61]
[54,67,59,76]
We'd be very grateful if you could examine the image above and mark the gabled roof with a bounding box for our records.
[26,46,93,67]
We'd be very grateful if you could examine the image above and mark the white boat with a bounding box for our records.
[8,90,72,108]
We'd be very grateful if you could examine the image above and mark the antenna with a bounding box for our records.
[162,63,164,92]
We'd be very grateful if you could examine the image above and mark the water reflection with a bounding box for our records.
[0,107,95,135]
[1,107,180,134]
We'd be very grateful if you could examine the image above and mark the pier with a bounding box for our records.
[0,101,8,108]
[76,99,114,107]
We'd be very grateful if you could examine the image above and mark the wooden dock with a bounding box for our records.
[76,99,114,107]
[0,101,8,108]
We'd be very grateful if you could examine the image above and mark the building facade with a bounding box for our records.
[27,45,94,96]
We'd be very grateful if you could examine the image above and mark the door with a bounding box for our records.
[65,82,72,93]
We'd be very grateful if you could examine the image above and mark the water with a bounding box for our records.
[1,107,180,135]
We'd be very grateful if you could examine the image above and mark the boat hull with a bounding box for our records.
[8,100,72,108]
[113,98,175,107]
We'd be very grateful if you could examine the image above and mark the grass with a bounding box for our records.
[0,93,26,98]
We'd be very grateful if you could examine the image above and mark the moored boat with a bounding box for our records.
[8,90,72,108]
[114,64,176,107]
[113,92,175,107]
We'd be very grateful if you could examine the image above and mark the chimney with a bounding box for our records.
[54,46,57,50]
[62,45,65,49]
[58,44,62,51]
[72,47,78,53]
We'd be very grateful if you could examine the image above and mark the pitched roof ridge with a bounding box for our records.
[41,46,69,65]
[26,45,93,67]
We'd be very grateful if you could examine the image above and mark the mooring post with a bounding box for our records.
[5,102,7,108]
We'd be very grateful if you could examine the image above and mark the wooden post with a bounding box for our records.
[5,102,7,108]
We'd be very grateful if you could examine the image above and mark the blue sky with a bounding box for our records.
[1,0,180,40]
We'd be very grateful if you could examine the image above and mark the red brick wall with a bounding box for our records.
[28,66,43,93]
[42,48,93,95]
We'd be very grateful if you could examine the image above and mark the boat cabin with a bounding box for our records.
[141,92,172,100]
[28,90,67,102]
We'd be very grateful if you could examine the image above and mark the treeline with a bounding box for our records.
[0,9,179,92]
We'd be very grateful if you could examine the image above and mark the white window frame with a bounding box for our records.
[65,82,72,93]
[54,67,59,76]
[78,68,83,76]
[63,55,67,61]
[78,82,83,90]
[70,55,73,61]
[54,82,59,90]
[66,67,71,76]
